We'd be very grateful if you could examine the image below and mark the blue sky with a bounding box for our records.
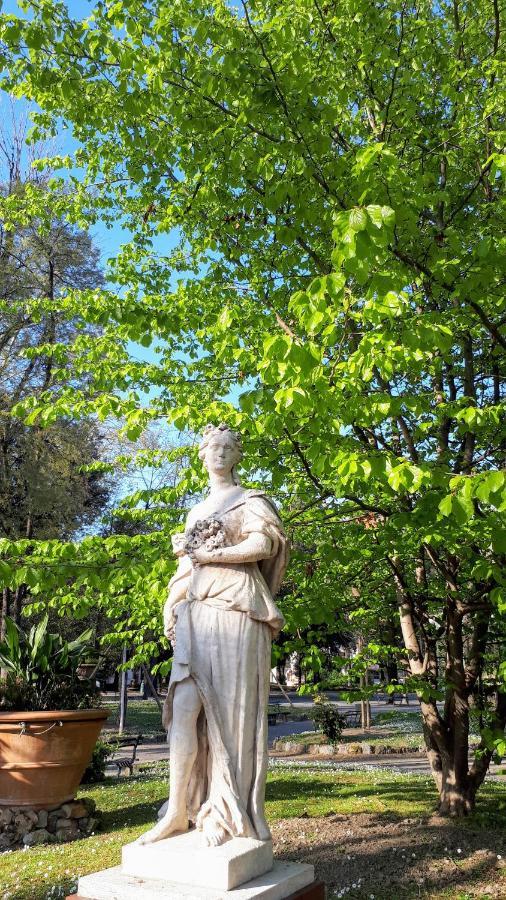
[1,0,183,375]
[1,0,179,285]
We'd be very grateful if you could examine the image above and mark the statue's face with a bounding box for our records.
[203,433,240,476]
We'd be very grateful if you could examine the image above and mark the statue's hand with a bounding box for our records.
[192,546,218,565]
[163,609,176,641]
[164,622,176,643]
[163,596,179,642]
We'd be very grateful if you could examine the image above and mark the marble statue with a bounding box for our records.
[139,423,288,849]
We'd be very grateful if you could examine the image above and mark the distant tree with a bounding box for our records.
[0,109,111,633]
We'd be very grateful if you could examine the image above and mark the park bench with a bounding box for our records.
[108,734,143,776]
[268,698,296,724]
[341,710,361,728]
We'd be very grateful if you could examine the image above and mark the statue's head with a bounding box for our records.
[198,423,243,484]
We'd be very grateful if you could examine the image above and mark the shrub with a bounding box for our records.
[81,738,113,784]
[311,703,345,744]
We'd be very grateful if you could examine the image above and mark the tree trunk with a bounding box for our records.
[11,585,24,627]
[142,663,163,714]
[385,657,398,703]
[384,617,399,703]
[420,696,477,816]
[1,587,9,641]
[359,672,371,728]
[0,588,10,677]
[118,645,128,734]
[394,564,480,817]
[437,764,474,816]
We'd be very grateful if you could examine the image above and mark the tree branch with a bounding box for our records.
[391,247,506,349]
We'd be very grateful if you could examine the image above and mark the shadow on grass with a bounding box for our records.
[266,774,434,804]
[99,795,167,832]
[266,773,506,833]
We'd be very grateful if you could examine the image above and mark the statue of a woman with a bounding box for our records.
[139,423,288,848]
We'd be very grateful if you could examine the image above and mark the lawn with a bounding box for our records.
[101,698,309,737]
[101,699,164,738]
[1,763,504,899]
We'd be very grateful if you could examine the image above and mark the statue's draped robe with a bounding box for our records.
[163,490,287,842]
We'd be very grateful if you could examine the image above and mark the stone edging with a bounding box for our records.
[273,739,426,756]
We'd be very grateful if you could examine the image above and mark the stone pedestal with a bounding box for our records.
[72,828,316,899]
[74,858,316,900]
[122,831,273,890]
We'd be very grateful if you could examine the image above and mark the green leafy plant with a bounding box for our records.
[0,615,100,711]
[311,703,346,745]
[80,738,113,784]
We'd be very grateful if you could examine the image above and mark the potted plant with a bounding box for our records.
[0,615,109,809]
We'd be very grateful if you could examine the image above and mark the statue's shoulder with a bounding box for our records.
[245,488,275,502]
[243,488,266,505]
[244,489,281,519]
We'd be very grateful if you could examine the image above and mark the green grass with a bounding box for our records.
[266,767,436,819]
[1,765,504,899]
[277,730,426,749]
[101,699,164,738]
[373,710,424,728]
[101,699,308,738]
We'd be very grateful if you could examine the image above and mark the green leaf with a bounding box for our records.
[349,208,368,231]
[306,310,325,334]
[0,560,12,585]
[438,494,453,517]
[492,528,506,554]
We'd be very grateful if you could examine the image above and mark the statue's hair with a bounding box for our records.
[198,423,243,484]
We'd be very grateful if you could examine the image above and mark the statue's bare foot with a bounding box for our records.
[138,809,188,845]
[201,817,229,847]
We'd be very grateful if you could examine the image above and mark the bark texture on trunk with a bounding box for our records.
[420,694,477,815]
[392,552,500,817]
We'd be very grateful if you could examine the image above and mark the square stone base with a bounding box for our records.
[122,831,273,890]
[74,859,316,900]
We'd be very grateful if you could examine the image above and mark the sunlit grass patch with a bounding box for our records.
[101,699,163,737]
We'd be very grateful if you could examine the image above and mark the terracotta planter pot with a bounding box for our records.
[0,708,109,808]
[76,663,97,679]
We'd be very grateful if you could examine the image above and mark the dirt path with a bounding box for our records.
[271,812,506,898]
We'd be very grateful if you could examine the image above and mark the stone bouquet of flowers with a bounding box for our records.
[184,516,227,565]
